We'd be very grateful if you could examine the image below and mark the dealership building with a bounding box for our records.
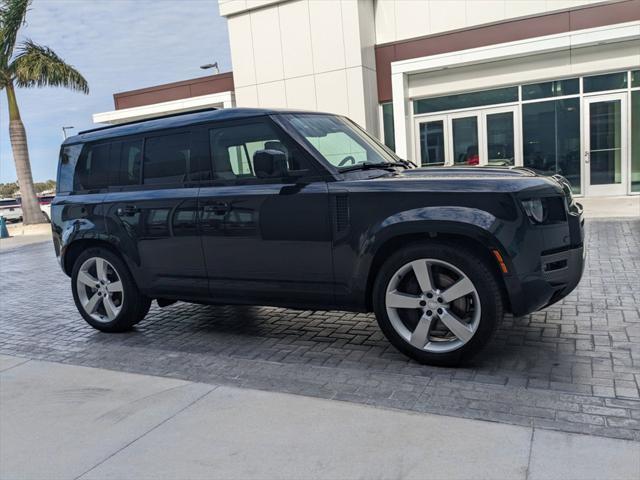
[93,0,640,197]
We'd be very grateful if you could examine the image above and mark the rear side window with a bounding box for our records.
[60,138,144,194]
[70,140,144,192]
[143,132,191,185]
[113,139,143,186]
[61,129,205,193]
[57,144,83,194]
[73,143,112,191]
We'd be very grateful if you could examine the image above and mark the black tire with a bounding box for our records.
[71,247,151,332]
[41,212,50,223]
[373,242,503,366]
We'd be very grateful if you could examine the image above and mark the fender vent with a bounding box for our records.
[335,194,350,232]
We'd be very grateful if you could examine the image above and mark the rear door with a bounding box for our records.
[103,129,208,298]
[199,117,333,306]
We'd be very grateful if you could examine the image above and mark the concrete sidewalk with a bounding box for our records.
[0,222,52,252]
[579,195,639,218]
[1,354,638,480]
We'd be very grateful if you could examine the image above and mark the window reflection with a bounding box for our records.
[486,112,514,166]
[589,100,622,185]
[632,91,640,192]
[523,98,581,193]
[419,121,445,166]
[452,117,479,165]
[583,72,627,93]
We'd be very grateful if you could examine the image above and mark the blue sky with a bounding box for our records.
[0,0,231,183]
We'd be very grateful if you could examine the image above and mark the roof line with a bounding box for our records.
[79,107,219,135]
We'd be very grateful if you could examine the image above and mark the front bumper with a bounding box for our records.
[539,244,586,306]
[505,244,585,316]
[505,197,585,317]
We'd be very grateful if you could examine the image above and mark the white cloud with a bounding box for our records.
[0,0,231,182]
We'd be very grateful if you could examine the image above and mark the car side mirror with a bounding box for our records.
[253,149,288,179]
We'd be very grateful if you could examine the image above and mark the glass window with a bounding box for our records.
[451,116,479,165]
[419,120,445,166]
[209,119,307,182]
[589,100,622,185]
[143,132,191,185]
[522,78,579,101]
[414,87,518,114]
[57,144,83,194]
[632,70,640,88]
[116,139,142,186]
[226,145,251,175]
[73,143,112,191]
[280,114,397,169]
[307,131,367,166]
[583,72,628,93]
[523,98,581,193]
[382,103,395,152]
[486,112,514,166]
[632,91,640,192]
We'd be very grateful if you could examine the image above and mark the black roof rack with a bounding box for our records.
[78,107,219,135]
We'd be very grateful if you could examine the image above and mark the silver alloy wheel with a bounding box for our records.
[385,258,481,353]
[76,257,124,323]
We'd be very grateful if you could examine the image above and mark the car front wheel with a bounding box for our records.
[71,247,151,332]
[373,242,503,366]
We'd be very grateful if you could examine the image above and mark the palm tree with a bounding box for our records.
[1,0,88,224]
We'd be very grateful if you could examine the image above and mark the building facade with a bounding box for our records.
[94,0,640,197]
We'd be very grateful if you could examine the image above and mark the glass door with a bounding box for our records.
[414,116,448,166]
[481,106,519,167]
[584,93,628,196]
[450,113,480,166]
[414,106,519,167]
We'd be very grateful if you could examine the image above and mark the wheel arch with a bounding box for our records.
[360,216,511,313]
[62,238,125,277]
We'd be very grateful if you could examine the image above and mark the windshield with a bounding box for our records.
[278,113,399,170]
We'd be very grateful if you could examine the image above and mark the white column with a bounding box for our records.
[391,71,411,160]
[222,93,235,109]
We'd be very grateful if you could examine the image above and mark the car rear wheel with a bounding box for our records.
[373,242,503,366]
[71,247,151,332]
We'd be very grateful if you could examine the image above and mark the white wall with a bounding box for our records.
[408,40,640,99]
[374,0,608,44]
[389,21,640,159]
[223,0,379,134]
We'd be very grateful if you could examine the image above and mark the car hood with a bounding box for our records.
[400,166,538,179]
[343,166,565,195]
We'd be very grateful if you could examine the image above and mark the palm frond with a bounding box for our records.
[11,39,89,93]
[0,0,30,67]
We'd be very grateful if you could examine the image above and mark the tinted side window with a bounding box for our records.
[117,139,143,186]
[58,144,83,194]
[208,120,307,183]
[73,143,112,191]
[143,132,191,185]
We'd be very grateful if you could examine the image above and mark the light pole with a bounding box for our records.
[200,62,219,74]
[62,126,74,140]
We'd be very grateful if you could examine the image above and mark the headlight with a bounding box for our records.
[521,198,547,224]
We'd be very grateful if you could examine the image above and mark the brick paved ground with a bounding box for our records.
[1,219,638,441]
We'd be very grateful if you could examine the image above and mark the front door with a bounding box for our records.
[199,117,333,306]
[584,93,628,196]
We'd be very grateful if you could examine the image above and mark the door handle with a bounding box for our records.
[203,202,230,215]
[584,151,590,164]
[116,205,139,217]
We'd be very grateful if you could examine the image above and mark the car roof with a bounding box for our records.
[63,107,326,145]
